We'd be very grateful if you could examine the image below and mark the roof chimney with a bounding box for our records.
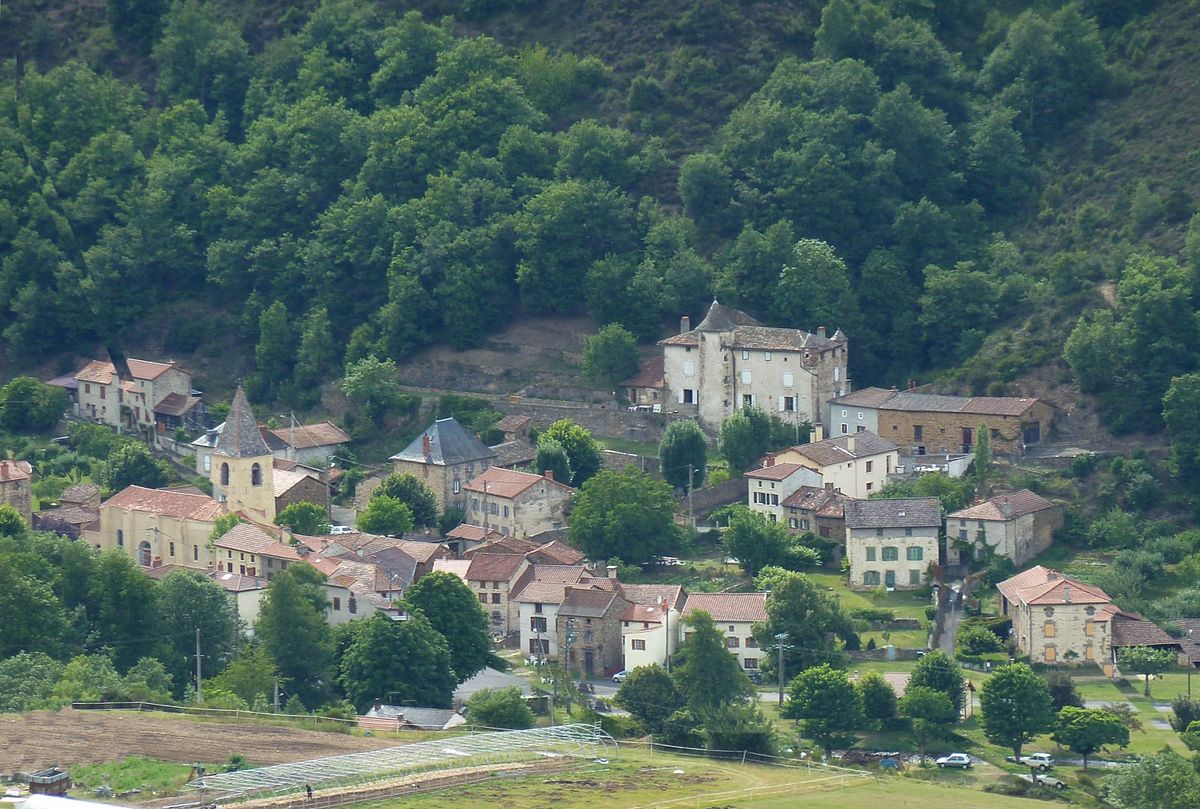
[422,433,432,462]
[1047,570,1059,580]
[846,435,855,453]
[817,325,826,339]
[680,315,691,334]
[544,468,554,482]
[1001,497,1012,519]
[606,564,617,580]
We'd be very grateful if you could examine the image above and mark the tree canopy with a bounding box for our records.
[979,662,1054,761]
[783,664,864,758]
[404,571,492,683]
[568,468,677,565]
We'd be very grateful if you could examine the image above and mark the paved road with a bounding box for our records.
[937,581,966,655]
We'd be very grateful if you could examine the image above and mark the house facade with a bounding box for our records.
[0,459,33,526]
[513,571,590,661]
[659,301,848,434]
[464,553,531,637]
[998,566,1115,671]
[844,498,942,591]
[557,587,629,678]
[769,432,899,499]
[619,584,685,672]
[744,462,823,522]
[95,485,225,568]
[780,486,850,542]
[681,593,768,674]
[389,418,497,512]
[463,467,572,537]
[74,358,197,435]
[824,386,893,437]
[947,490,1064,566]
[266,421,351,465]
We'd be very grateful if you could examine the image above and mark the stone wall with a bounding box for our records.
[878,401,1056,456]
[682,477,748,517]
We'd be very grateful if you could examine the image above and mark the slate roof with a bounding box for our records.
[996,566,1111,607]
[488,440,537,469]
[153,392,202,417]
[390,418,497,466]
[878,392,1043,417]
[784,431,898,466]
[103,485,225,521]
[659,301,847,351]
[268,421,351,450]
[781,485,850,517]
[949,490,1057,522]
[60,483,100,506]
[496,415,532,434]
[682,593,767,624]
[464,466,570,498]
[215,387,271,458]
[33,504,100,529]
[829,387,898,408]
[362,705,463,729]
[745,462,812,481]
[844,497,942,529]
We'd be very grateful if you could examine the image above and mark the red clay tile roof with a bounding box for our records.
[76,358,182,383]
[745,462,813,481]
[783,431,898,467]
[618,584,685,611]
[103,485,226,521]
[530,540,586,565]
[0,459,32,481]
[268,421,351,449]
[464,466,570,498]
[496,415,532,433]
[465,553,527,583]
[621,355,665,389]
[621,602,666,623]
[949,490,1057,521]
[461,535,541,556]
[445,524,501,542]
[997,566,1111,607]
[682,593,767,624]
[1110,614,1181,649]
[780,485,850,517]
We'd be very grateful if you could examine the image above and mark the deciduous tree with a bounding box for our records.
[157,569,241,697]
[1119,646,1175,697]
[583,323,640,387]
[615,665,683,734]
[659,419,707,491]
[979,662,1054,761]
[569,468,677,565]
[275,501,331,536]
[466,686,535,729]
[97,443,170,493]
[907,650,966,715]
[1104,751,1200,809]
[357,495,414,537]
[784,664,864,759]
[539,420,602,487]
[371,473,438,528]
[404,571,492,683]
[672,611,754,715]
[255,564,334,709]
[339,611,456,710]
[1052,706,1128,769]
[899,685,956,762]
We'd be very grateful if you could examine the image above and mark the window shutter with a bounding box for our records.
[778,398,785,412]
[677,389,685,404]
[782,372,793,387]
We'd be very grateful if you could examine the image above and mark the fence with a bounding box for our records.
[71,702,359,733]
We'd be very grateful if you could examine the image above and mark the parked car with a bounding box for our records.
[329,525,353,535]
[935,753,973,769]
[1018,773,1067,790]
[612,670,629,683]
[1006,753,1055,770]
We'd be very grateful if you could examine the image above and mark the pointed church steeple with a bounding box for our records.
[210,386,275,522]
[215,386,271,458]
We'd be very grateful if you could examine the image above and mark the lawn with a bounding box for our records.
[805,571,933,650]
[69,756,210,798]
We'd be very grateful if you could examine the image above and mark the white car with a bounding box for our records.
[329,525,353,535]
[935,753,973,769]
[1019,773,1067,790]
[612,670,629,683]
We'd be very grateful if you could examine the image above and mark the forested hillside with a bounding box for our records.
[1,0,1197,442]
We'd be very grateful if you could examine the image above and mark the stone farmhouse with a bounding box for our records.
[947,490,1064,567]
[462,466,572,538]
[659,300,848,434]
[827,387,1055,456]
[389,417,496,512]
[780,486,851,542]
[0,459,33,525]
[845,497,942,591]
[70,358,202,437]
[767,431,899,499]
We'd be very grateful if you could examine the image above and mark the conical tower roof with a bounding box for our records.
[214,386,271,458]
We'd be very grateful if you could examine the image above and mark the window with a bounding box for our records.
[632,639,646,651]
[453,479,461,494]
[503,505,509,518]
[858,412,864,420]
[531,616,547,632]
[745,637,758,648]
[801,518,810,530]
[348,596,357,614]
[1044,646,1056,662]
[991,429,1000,439]
[584,629,594,642]
[744,658,758,670]
[682,389,695,404]
[203,455,211,473]
[683,360,695,377]
[764,351,771,361]
[906,546,923,561]
[841,423,849,434]
[913,425,923,441]
[728,625,736,633]
[742,350,749,360]
[866,482,873,491]
[251,463,262,486]
[863,571,880,586]
[875,528,884,537]
[491,611,502,624]
[743,394,753,408]
[726,637,740,648]
[479,594,487,604]
[116,529,124,547]
[789,518,798,529]
[492,593,501,604]
[534,602,543,614]
[865,547,876,561]
[882,547,899,561]
[834,367,840,382]
[169,542,175,557]
[782,396,796,412]
[100,387,106,400]
[865,461,873,473]
[857,425,866,433]
[741,370,752,384]
[782,372,794,387]
[267,557,274,567]
[332,597,341,611]
[904,527,913,536]
[529,638,549,655]
[1085,644,1095,660]
[1044,621,1056,638]
[1085,621,1095,636]
[909,569,922,585]
[193,545,199,561]
[138,541,151,567]
[85,384,91,394]
[220,463,229,486]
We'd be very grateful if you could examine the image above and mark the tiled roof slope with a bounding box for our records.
[784,431,898,466]
[682,593,767,623]
[844,497,942,529]
[949,490,1056,521]
[103,485,225,521]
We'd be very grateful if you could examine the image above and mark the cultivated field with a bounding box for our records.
[0,710,394,772]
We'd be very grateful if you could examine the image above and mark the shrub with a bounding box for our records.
[957,624,1004,655]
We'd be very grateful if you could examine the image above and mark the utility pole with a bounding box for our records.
[195,628,203,704]
[774,632,789,707]
[686,464,695,531]
[274,678,280,712]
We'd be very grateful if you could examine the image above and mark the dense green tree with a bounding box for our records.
[722,508,817,578]
[1119,646,1176,697]
[404,571,492,683]
[0,652,65,713]
[538,420,602,487]
[582,324,640,387]
[569,468,677,565]
[371,473,438,529]
[658,420,707,491]
[753,570,854,678]
[465,686,535,729]
[339,356,399,424]
[357,495,415,537]
[157,569,241,697]
[87,550,161,670]
[907,650,965,715]
[50,654,126,706]
[899,685,956,762]
[96,443,170,493]
[0,377,69,433]
[672,611,755,714]
[957,623,1002,655]
[253,301,295,400]
[206,645,279,705]
[122,656,174,702]
[784,664,864,759]
[1164,373,1200,482]
[856,670,897,729]
[615,665,683,734]
[534,439,572,486]
[1104,751,1200,809]
[294,306,338,395]
[717,412,761,472]
[980,663,1054,761]
[274,501,331,536]
[255,564,334,708]
[774,239,860,333]
[1053,706,1128,769]
[678,153,732,233]
[0,565,65,658]
[1045,669,1084,712]
[153,0,250,122]
[339,611,456,710]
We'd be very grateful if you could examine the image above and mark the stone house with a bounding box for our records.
[264,421,351,465]
[389,418,497,512]
[825,386,895,437]
[273,466,329,515]
[512,567,592,660]
[768,431,899,499]
[619,584,685,672]
[998,566,1116,670]
[845,497,942,591]
[0,459,33,525]
[681,593,768,674]
[95,485,225,568]
[621,356,666,408]
[947,490,1064,566]
[659,300,848,435]
[557,586,630,678]
[828,388,1055,456]
[744,462,823,523]
[780,486,851,542]
[463,467,572,538]
[74,358,197,436]
[464,552,531,637]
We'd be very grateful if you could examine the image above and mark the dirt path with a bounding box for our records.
[0,710,396,772]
